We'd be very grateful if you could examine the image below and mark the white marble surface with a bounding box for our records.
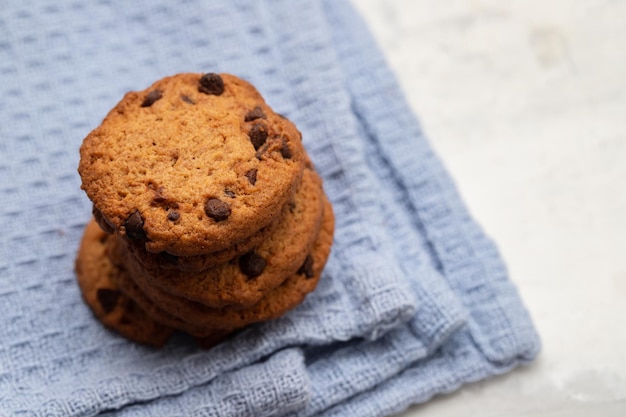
[353,1,626,416]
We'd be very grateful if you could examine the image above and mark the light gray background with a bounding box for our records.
[353,1,626,416]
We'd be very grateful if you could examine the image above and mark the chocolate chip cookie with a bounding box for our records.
[122,206,285,272]
[79,73,306,256]
[75,220,174,347]
[109,200,334,335]
[109,167,325,309]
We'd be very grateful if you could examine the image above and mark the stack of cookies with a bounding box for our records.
[75,73,334,347]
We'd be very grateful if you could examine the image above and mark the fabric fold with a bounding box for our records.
[101,348,311,417]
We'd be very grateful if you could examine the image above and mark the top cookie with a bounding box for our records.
[79,73,305,256]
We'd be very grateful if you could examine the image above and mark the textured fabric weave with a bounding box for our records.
[0,0,540,416]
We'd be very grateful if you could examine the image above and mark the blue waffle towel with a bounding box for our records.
[0,0,540,415]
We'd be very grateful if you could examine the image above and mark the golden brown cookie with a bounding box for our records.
[76,221,235,347]
[79,73,306,256]
[109,202,334,335]
[123,205,285,272]
[109,168,325,309]
[75,220,174,347]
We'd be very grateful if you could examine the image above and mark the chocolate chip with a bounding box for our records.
[180,94,195,104]
[249,123,268,150]
[167,210,180,221]
[97,288,120,314]
[141,89,162,107]
[245,168,257,185]
[124,210,146,240]
[298,255,314,279]
[198,73,224,95]
[204,197,231,222]
[224,189,236,198]
[92,205,114,234]
[244,106,266,122]
[280,137,292,159]
[152,191,168,205]
[239,251,266,279]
